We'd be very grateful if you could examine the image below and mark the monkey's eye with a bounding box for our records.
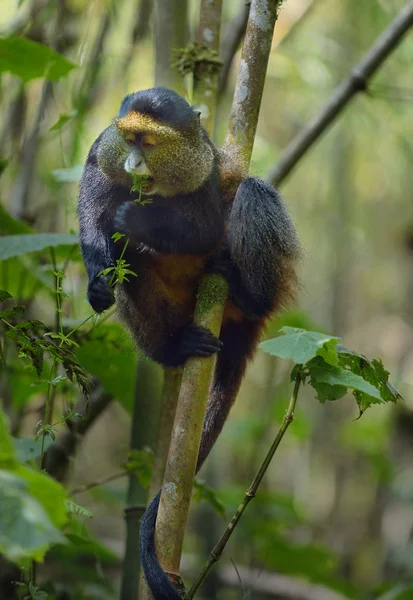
[124,133,136,146]
[141,134,156,150]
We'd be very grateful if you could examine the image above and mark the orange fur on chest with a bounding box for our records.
[150,254,207,305]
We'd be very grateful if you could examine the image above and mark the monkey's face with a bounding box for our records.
[97,111,214,197]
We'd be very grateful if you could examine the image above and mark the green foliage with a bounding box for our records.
[0,410,68,562]
[260,327,340,365]
[0,233,78,261]
[0,37,76,81]
[1,290,91,395]
[126,448,154,488]
[192,479,226,518]
[260,327,401,414]
[0,205,32,235]
[75,323,137,410]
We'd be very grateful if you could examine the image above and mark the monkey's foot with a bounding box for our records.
[87,277,115,313]
[162,324,223,367]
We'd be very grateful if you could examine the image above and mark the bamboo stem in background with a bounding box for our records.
[268,0,413,186]
[121,359,163,600]
[154,0,189,96]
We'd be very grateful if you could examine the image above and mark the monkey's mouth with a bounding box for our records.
[132,176,155,195]
[140,177,155,193]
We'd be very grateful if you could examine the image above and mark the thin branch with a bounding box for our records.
[69,470,127,496]
[187,374,302,598]
[268,0,413,186]
[122,358,163,600]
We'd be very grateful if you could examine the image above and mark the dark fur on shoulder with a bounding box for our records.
[77,88,301,599]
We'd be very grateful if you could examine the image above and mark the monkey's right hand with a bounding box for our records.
[87,276,115,313]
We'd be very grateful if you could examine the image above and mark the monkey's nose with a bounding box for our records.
[125,151,144,173]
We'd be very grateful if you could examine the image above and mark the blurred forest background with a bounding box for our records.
[1,0,413,599]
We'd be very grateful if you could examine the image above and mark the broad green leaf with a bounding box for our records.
[15,465,68,529]
[0,37,76,82]
[308,362,382,405]
[0,469,64,562]
[0,233,79,261]
[260,327,339,365]
[193,480,226,519]
[0,290,12,301]
[50,110,77,131]
[0,257,53,297]
[13,436,54,463]
[0,204,33,235]
[52,165,83,183]
[75,323,138,411]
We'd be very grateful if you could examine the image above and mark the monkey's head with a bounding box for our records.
[98,87,215,196]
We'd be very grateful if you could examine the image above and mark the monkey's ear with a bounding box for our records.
[191,105,202,121]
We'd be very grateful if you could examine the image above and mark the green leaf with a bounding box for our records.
[336,346,402,410]
[260,327,340,365]
[126,448,154,488]
[52,165,83,183]
[49,110,77,131]
[0,233,79,260]
[0,204,33,235]
[75,323,138,411]
[0,37,76,82]
[15,465,68,529]
[308,361,382,405]
[0,290,12,301]
[65,500,93,519]
[0,469,64,562]
[193,480,226,519]
[13,436,54,463]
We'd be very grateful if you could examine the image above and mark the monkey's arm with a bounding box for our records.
[78,141,129,312]
[114,200,222,255]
